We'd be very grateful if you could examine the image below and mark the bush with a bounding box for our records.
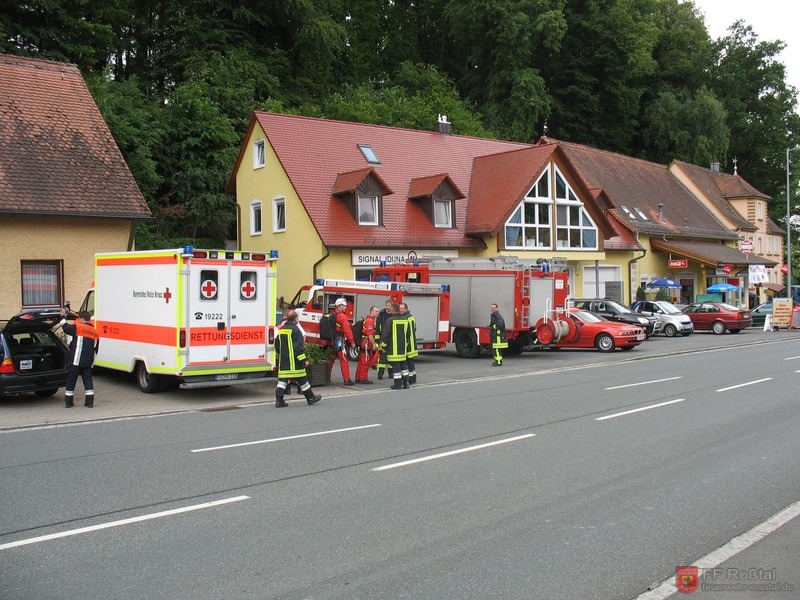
[303,342,334,363]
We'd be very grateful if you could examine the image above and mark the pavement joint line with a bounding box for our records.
[634,498,800,600]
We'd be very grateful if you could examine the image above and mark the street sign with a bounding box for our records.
[781,263,789,274]
[739,240,754,254]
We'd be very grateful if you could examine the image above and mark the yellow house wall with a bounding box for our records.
[0,216,132,316]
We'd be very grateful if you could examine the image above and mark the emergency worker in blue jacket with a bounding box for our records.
[274,310,322,408]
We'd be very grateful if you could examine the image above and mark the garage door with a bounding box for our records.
[582,265,621,298]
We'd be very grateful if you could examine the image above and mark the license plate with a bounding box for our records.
[636,334,646,341]
[20,359,33,370]
[214,373,239,381]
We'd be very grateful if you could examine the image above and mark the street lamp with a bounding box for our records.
[788,146,800,298]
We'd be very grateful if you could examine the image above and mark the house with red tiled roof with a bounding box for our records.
[0,53,151,316]
[228,112,777,307]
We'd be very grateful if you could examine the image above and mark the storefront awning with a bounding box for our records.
[651,240,777,267]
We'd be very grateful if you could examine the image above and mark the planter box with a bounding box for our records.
[306,362,331,386]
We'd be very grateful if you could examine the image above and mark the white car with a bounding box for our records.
[630,300,694,337]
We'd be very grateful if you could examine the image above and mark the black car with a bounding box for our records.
[0,309,70,398]
[571,298,660,337]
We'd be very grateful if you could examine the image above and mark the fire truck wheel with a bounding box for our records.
[453,328,480,358]
[595,333,616,352]
[136,362,163,393]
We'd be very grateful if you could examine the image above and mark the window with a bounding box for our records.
[250,200,262,235]
[199,270,219,301]
[505,170,552,249]
[554,168,598,250]
[434,199,452,227]
[253,139,265,169]
[358,195,379,225]
[21,260,62,308]
[239,271,257,301]
[273,196,286,232]
[358,144,380,164]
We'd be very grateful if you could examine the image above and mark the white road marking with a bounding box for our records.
[784,355,800,360]
[715,378,772,392]
[372,434,535,471]
[634,498,800,599]
[191,424,382,453]
[0,496,249,551]
[595,399,685,421]
[605,376,683,390]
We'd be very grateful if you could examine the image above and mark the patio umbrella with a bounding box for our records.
[647,277,681,289]
[707,282,738,293]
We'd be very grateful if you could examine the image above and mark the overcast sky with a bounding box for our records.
[691,0,799,93]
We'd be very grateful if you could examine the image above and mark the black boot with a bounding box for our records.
[391,378,403,390]
[304,390,322,405]
[275,392,287,408]
[402,375,409,389]
[377,368,384,380]
[409,374,416,385]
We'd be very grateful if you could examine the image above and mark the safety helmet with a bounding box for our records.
[334,298,347,307]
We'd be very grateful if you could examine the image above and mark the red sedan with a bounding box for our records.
[535,308,646,352]
[680,302,752,334]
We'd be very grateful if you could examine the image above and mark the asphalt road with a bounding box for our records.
[1,330,799,599]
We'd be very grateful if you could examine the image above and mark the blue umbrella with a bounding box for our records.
[707,282,738,293]
[647,277,681,289]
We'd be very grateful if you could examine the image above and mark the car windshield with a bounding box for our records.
[655,302,682,315]
[572,310,604,323]
[718,303,740,311]
[606,301,632,314]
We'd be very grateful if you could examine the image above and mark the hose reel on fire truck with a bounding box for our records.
[534,315,577,345]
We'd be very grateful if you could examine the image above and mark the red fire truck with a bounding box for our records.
[288,279,451,360]
[371,257,570,357]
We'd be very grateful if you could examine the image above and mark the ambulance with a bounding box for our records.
[79,247,279,392]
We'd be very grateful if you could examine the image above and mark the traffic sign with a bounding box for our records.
[739,240,754,254]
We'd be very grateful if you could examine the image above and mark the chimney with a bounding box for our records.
[710,162,720,173]
[658,203,664,223]
[435,114,451,135]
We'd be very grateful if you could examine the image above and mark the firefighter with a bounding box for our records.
[274,310,321,407]
[355,305,379,384]
[332,298,356,385]
[59,309,99,408]
[399,302,418,384]
[381,302,409,389]
[374,299,393,380]
[490,303,508,366]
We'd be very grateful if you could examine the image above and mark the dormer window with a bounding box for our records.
[253,139,265,169]
[408,174,463,229]
[358,144,380,164]
[358,195,380,225]
[434,199,452,227]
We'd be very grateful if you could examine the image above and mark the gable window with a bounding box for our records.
[273,196,286,232]
[358,195,380,225]
[253,139,266,169]
[505,170,552,249]
[21,260,63,308]
[554,168,597,250]
[250,200,262,235]
[434,199,452,227]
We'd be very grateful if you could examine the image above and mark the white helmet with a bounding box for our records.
[335,298,347,307]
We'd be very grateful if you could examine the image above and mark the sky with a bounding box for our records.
[691,0,800,92]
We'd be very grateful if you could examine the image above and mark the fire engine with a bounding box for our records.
[79,247,280,392]
[371,257,570,357]
[288,278,450,359]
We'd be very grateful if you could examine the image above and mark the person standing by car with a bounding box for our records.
[490,303,508,366]
[59,309,99,408]
[274,310,321,408]
[332,298,356,385]
[355,305,379,384]
[399,302,418,384]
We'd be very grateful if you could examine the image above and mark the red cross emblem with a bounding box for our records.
[241,280,256,299]
[164,287,172,304]
[201,279,218,299]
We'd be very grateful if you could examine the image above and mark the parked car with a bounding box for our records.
[571,298,660,337]
[750,302,773,328]
[0,309,69,398]
[630,300,694,337]
[540,308,646,352]
[680,302,752,334]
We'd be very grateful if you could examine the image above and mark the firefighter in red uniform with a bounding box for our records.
[355,305,380,383]
[59,309,99,408]
[332,298,355,385]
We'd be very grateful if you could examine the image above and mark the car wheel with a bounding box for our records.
[711,321,727,335]
[136,362,163,393]
[595,333,615,352]
[34,389,58,398]
[663,324,677,337]
[453,328,480,358]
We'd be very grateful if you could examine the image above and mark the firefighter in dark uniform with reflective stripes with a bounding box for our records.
[490,303,508,366]
[374,299,393,380]
[399,302,418,384]
[59,309,99,408]
[380,303,409,389]
[274,310,321,408]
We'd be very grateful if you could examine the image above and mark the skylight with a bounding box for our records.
[358,144,380,164]
[621,205,637,219]
[634,207,649,221]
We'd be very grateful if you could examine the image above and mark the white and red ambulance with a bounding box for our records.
[80,247,279,392]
